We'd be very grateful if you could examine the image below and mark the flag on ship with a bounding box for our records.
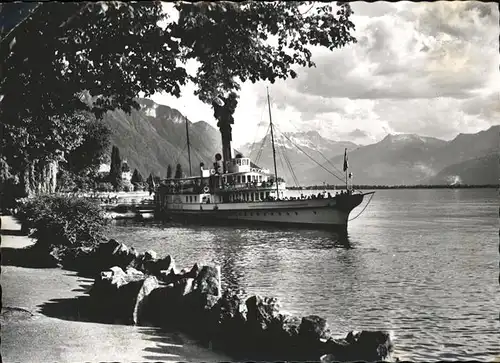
[343,148,349,172]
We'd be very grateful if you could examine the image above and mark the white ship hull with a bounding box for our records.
[156,193,370,229]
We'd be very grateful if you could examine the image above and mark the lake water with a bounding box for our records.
[107,188,499,361]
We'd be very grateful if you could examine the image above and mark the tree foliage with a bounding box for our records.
[172,1,356,103]
[109,145,122,189]
[131,168,144,184]
[0,1,356,182]
[0,2,186,178]
[174,163,183,179]
[213,92,239,142]
[166,164,173,179]
[65,117,111,176]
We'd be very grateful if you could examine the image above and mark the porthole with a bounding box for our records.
[295,212,298,215]
[313,211,317,214]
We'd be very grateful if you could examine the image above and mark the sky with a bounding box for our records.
[150,1,500,147]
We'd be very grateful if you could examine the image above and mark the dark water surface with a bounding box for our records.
[108,189,499,361]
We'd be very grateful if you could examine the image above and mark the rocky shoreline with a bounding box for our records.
[59,238,395,362]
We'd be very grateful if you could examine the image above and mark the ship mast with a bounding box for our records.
[185,116,192,177]
[266,87,280,199]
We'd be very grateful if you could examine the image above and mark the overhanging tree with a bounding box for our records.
[0,1,356,195]
[65,117,111,176]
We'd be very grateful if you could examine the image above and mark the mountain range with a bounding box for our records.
[102,98,498,185]
[305,127,498,185]
[101,98,222,179]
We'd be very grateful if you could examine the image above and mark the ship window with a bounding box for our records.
[295,212,298,215]
[279,212,282,216]
[313,211,317,214]
[264,213,266,216]
[251,193,254,201]
[237,176,241,183]
[260,192,264,199]
[256,212,259,216]
[287,212,290,215]
[258,175,262,182]
[185,196,188,202]
[270,212,273,216]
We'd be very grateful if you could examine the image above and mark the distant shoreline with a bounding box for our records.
[288,184,499,190]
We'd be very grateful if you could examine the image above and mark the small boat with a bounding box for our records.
[155,88,374,230]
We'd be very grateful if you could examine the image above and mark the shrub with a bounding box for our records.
[17,195,108,252]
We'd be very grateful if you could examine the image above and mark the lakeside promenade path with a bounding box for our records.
[1,215,229,363]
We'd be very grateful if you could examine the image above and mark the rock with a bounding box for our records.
[113,243,137,268]
[144,250,157,261]
[272,315,329,360]
[89,266,147,324]
[277,314,301,339]
[90,266,145,295]
[159,265,221,340]
[299,315,330,341]
[140,285,178,326]
[192,265,221,297]
[245,295,281,332]
[143,255,175,277]
[321,330,394,362]
[75,239,141,277]
[58,246,95,273]
[203,289,248,352]
[133,275,160,325]
[181,263,200,279]
[95,238,121,256]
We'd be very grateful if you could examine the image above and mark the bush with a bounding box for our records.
[17,195,108,252]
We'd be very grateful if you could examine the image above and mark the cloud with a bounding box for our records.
[151,2,499,148]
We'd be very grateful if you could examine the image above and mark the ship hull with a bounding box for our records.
[156,193,369,230]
